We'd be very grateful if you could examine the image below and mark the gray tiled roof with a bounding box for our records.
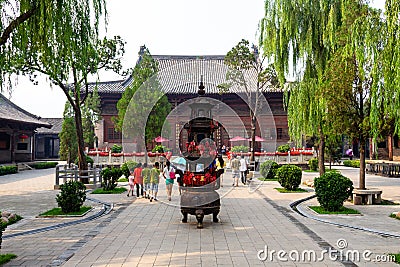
[84,80,127,94]
[85,54,263,95]
[36,118,63,134]
[0,93,52,128]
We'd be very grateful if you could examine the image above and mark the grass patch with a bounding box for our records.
[309,206,360,214]
[0,254,17,265]
[258,177,278,181]
[117,177,128,182]
[91,187,127,194]
[304,169,339,173]
[274,187,308,193]
[388,253,400,263]
[39,206,92,216]
[304,170,318,173]
[389,214,400,220]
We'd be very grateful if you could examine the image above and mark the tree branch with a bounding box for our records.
[0,6,37,46]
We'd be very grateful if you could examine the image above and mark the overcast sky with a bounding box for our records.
[7,0,385,118]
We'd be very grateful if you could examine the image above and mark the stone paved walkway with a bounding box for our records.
[0,166,399,266]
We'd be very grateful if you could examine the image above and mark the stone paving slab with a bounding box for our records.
[1,166,400,266]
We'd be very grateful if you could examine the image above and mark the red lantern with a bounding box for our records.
[19,134,29,142]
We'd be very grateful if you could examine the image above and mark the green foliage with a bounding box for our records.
[59,112,78,163]
[277,144,290,153]
[114,47,171,149]
[120,161,138,178]
[111,144,123,153]
[0,254,17,265]
[39,206,91,216]
[100,167,122,191]
[0,166,17,176]
[56,181,87,213]
[152,145,169,153]
[91,187,127,194]
[231,145,249,152]
[74,155,94,166]
[309,206,360,214]
[276,165,302,190]
[308,158,318,171]
[275,187,307,193]
[314,172,353,212]
[118,177,128,182]
[260,160,280,179]
[343,160,360,168]
[29,162,58,169]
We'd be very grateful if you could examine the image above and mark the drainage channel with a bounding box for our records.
[2,196,113,240]
[290,194,400,239]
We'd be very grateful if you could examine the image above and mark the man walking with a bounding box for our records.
[231,155,240,187]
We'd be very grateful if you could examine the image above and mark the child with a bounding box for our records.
[150,162,161,202]
[141,163,150,199]
[127,169,135,197]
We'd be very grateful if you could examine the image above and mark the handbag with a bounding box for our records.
[169,171,176,179]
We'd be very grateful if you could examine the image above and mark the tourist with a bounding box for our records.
[240,155,248,185]
[133,163,143,198]
[231,155,240,186]
[141,163,150,199]
[216,154,226,187]
[174,165,184,195]
[162,161,175,201]
[150,162,161,202]
[127,169,135,197]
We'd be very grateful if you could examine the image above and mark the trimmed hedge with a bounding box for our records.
[277,144,290,153]
[343,160,360,168]
[0,166,18,176]
[276,164,302,190]
[260,160,280,179]
[308,158,318,171]
[30,162,59,169]
[314,172,353,211]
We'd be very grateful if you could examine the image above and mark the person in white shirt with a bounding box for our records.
[239,155,248,185]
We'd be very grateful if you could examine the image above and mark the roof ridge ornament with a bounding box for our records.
[198,75,205,96]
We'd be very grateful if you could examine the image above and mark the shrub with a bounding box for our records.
[56,180,86,213]
[0,166,17,176]
[277,144,290,153]
[120,161,138,178]
[101,167,122,191]
[260,160,280,179]
[343,160,360,168]
[314,172,353,211]
[308,158,318,171]
[74,155,94,166]
[30,162,58,169]
[111,144,123,153]
[276,165,302,190]
[231,145,249,152]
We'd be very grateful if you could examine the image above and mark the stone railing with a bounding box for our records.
[54,164,102,189]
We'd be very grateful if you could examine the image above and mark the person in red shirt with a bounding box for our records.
[133,163,143,198]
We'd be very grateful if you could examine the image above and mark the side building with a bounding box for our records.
[0,93,51,163]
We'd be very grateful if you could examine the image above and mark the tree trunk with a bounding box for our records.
[73,95,88,184]
[250,116,256,162]
[359,139,366,190]
[388,134,393,161]
[318,128,325,176]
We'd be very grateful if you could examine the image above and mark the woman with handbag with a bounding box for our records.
[162,161,175,201]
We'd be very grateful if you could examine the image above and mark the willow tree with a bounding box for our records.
[260,0,344,175]
[0,0,107,88]
[370,0,400,161]
[219,39,279,162]
[0,0,121,178]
